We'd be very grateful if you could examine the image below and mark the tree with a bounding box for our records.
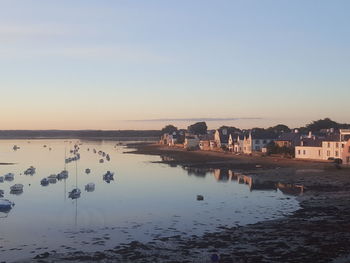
[188,122,208,135]
[267,124,291,135]
[219,126,241,134]
[305,118,339,132]
[161,125,178,135]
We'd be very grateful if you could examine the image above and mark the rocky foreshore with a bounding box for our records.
[19,144,350,263]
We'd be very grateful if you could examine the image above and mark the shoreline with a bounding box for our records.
[18,143,350,262]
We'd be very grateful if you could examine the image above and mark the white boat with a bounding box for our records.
[0,199,14,211]
[4,173,14,180]
[85,183,95,192]
[10,184,24,192]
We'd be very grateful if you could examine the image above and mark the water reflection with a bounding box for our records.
[183,166,303,196]
[0,139,300,262]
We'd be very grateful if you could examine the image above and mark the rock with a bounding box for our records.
[197,195,204,201]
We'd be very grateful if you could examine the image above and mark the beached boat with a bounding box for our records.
[10,184,24,192]
[24,166,36,175]
[106,154,110,161]
[0,190,4,197]
[0,176,4,183]
[99,159,104,163]
[0,199,14,212]
[40,178,49,186]
[85,183,95,192]
[4,173,14,180]
[13,145,20,150]
[85,168,91,174]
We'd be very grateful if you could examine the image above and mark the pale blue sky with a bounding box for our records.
[0,0,349,129]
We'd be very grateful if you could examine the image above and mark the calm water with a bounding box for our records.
[0,139,299,262]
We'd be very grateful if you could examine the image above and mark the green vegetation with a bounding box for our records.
[187,122,208,135]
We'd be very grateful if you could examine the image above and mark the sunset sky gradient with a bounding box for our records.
[1,0,349,129]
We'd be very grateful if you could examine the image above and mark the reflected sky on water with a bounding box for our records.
[0,139,299,262]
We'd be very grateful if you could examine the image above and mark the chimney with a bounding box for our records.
[308,131,312,138]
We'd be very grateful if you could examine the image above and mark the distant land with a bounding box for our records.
[0,130,161,140]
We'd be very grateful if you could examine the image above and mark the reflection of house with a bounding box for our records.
[213,169,230,181]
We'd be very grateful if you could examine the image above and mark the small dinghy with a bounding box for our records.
[103,171,114,183]
[0,199,14,212]
[13,145,20,150]
[68,188,81,199]
[40,178,49,186]
[57,170,69,180]
[106,154,110,161]
[0,176,4,183]
[10,184,24,192]
[24,166,36,175]
[4,173,14,181]
[0,190,4,197]
[10,184,24,195]
[99,159,104,163]
[85,183,95,192]
[85,168,91,174]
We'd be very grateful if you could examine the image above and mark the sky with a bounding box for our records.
[0,0,349,130]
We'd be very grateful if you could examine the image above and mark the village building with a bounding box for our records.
[184,135,200,149]
[275,130,301,148]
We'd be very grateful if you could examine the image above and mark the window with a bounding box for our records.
[263,140,267,144]
[328,142,331,148]
[255,140,260,144]
[348,146,350,153]
[336,143,339,148]
[298,150,301,155]
[327,150,330,156]
[303,150,306,155]
[335,151,339,157]
[318,150,321,156]
[255,146,260,150]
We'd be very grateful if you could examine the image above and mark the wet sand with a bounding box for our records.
[17,143,350,262]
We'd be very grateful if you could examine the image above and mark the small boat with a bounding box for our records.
[103,171,114,183]
[4,173,14,181]
[0,199,14,212]
[102,152,106,157]
[0,176,4,183]
[68,188,81,199]
[85,183,95,192]
[48,177,57,184]
[85,168,91,174]
[40,178,49,186]
[99,159,104,163]
[106,154,110,161]
[93,149,97,154]
[24,166,36,175]
[48,174,57,179]
[57,170,69,180]
[0,190,4,197]
[10,184,24,192]
[13,145,20,150]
